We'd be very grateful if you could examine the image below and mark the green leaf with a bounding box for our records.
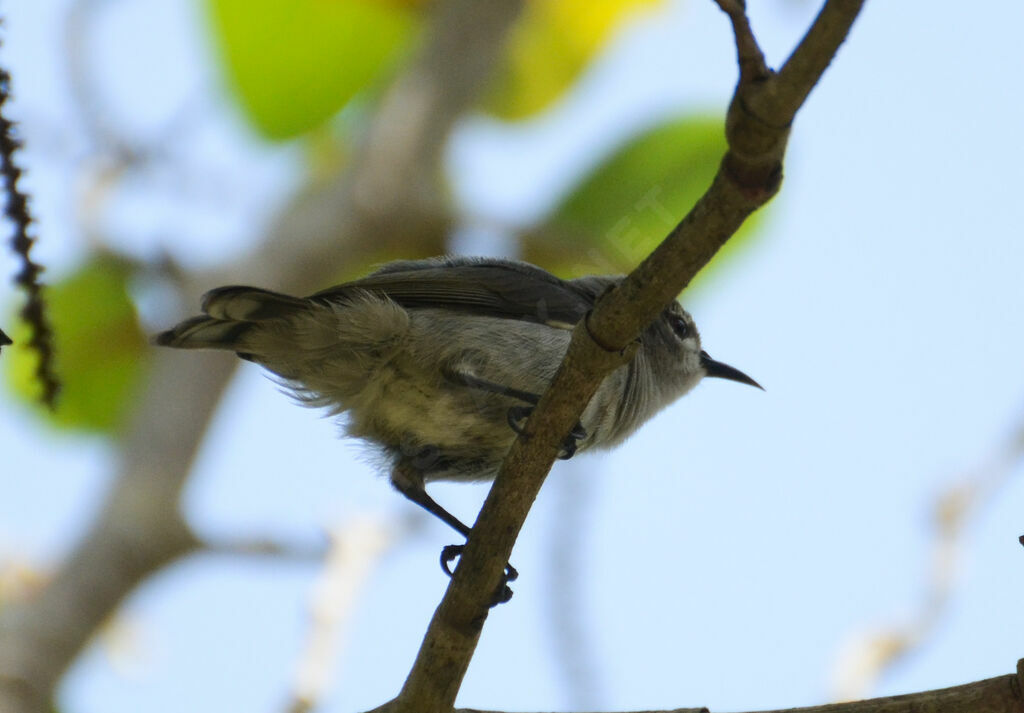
[523,115,766,290]
[484,0,664,120]
[4,256,148,433]
[207,0,419,140]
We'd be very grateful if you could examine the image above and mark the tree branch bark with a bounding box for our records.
[391,1,866,711]
[448,661,1024,713]
[0,1,523,711]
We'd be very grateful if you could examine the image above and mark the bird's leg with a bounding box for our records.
[446,370,541,407]
[391,461,517,606]
[448,370,586,459]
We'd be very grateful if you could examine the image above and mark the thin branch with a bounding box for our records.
[773,0,867,118]
[392,1,868,711]
[543,465,604,709]
[456,708,708,713]
[712,0,770,84]
[0,35,59,407]
[284,517,400,713]
[444,664,1024,713]
[199,537,329,563]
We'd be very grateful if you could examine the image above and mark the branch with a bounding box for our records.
[0,38,59,407]
[446,663,1024,713]
[713,0,770,85]
[0,1,523,711]
[774,0,866,116]
[457,709,707,713]
[284,517,401,713]
[542,466,604,708]
[392,1,866,711]
[199,537,329,563]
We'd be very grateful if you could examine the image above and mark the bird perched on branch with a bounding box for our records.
[156,256,760,602]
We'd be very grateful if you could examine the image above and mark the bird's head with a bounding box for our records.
[646,302,762,398]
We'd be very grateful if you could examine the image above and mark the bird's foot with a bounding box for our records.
[440,544,519,607]
[506,405,586,459]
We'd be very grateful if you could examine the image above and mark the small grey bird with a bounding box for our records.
[156,256,759,599]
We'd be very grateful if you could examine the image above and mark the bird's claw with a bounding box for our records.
[506,405,531,435]
[440,544,519,607]
[558,421,587,459]
[506,405,586,459]
[439,543,462,576]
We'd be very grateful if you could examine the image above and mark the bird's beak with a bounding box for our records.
[700,351,763,390]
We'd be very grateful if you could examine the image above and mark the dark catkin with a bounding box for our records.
[0,36,59,407]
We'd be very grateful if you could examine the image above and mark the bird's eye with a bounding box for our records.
[668,314,690,340]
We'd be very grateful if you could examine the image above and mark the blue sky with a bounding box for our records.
[2,1,1023,712]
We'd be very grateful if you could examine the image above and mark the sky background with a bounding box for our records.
[2,1,1023,712]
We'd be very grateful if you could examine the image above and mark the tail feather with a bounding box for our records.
[153,316,252,350]
[156,287,409,397]
[156,286,308,352]
[201,286,306,321]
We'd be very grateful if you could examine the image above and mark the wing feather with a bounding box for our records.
[309,257,608,328]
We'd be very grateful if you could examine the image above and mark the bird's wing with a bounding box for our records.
[309,258,604,328]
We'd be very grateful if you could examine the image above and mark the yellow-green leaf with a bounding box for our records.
[485,0,663,120]
[207,0,419,140]
[523,116,766,289]
[4,256,148,433]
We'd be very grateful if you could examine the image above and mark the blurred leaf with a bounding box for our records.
[207,0,419,140]
[4,256,148,433]
[523,115,766,290]
[484,0,663,119]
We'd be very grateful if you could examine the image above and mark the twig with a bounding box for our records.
[712,0,770,84]
[543,464,604,709]
[284,516,399,713]
[0,35,59,406]
[200,537,329,563]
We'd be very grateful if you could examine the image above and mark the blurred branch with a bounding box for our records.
[64,0,133,156]
[284,516,401,713]
[0,0,524,710]
[199,537,329,563]
[543,464,604,709]
[62,0,246,248]
[0,40,59,406]
[831,413,1024,699]
[444,662,1024,713]
[388,1,865,711]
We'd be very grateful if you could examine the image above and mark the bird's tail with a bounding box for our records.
[157,285,411,406]
[153,286,306,351]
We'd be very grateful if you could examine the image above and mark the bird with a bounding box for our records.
[155,256,760,601]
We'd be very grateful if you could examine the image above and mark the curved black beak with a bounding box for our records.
[700,351,763,390]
